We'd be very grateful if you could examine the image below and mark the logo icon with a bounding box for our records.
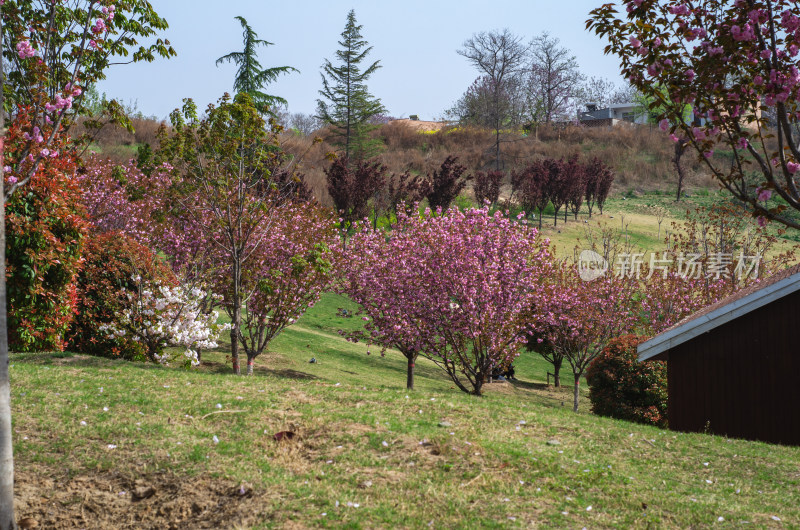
[578,250,608,282]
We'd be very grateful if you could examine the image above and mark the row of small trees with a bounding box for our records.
[338,205,645,410]
[325,155,470,228]
[324,153,614,231]
[338,194,794,412]
[511,156,614,228]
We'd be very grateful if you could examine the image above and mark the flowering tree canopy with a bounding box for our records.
[100,280,229,367]
[154,93,306,375]
[529,265,636,412]
[343,206,553,394]
[237,202,339,375]
[2,0,175,195]
[588,0,800,229]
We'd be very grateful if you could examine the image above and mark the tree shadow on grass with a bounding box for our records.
[14,351,322,383]
[12,351,131,368]
[503,378,584,410]
[508,379,552,391]
[197,359,318,381]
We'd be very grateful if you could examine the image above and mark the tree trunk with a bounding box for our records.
[0,132,18,529]
[553,358,562,388]
[230,319,240,375]
[406,357,415,390]
[553,208,558,227]
[538,209,543,230]
[246,357,254,376]
[230,254,242,375]
[674,140,686,202]
[146,343,160,364]
[572,372,581,412]
[230,288,241,375]
[564,208,568,223]
[495,128,501,171]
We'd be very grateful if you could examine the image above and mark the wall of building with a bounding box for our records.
[666,289,800,446]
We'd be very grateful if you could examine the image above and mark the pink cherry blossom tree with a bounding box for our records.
[154,93,308,375]
[588,0,800,229]
[237,202,339,375]
[79,154,339,376]
[343,206,553,394]
[530,266,636,412]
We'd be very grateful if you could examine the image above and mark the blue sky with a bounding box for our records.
[97,0,625,121]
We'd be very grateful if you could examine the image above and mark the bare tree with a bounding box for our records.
[525,32,584,125]
[457,29,528,170]
[577,77,637,110]
[289,112,323,135]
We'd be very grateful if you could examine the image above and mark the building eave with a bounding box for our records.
[637,273,800,361]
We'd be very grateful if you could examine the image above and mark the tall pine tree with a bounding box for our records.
[317,10,385,162]
[216,16,297,113]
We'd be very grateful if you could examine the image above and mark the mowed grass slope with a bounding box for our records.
[10,293,800,528]
[536,191,800,260]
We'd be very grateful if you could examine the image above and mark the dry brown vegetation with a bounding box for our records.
[84,116,717,207]
[73,116,165,163]
[284,121,717,207]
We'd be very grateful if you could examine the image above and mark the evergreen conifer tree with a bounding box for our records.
[216,16,297,113]
[317,10,385,162]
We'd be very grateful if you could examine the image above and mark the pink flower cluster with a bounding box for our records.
[22,126,44,143]
[92,18,106,34]
[16,41,36,59]
[45,95,73,113]
[590,0,800,225]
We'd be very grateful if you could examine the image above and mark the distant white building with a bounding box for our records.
[578,102,649,127]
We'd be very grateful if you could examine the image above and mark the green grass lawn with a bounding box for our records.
[10,292,800,528]
[535,190,799,261]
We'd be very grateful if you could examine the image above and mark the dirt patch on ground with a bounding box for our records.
[15,466,278,529]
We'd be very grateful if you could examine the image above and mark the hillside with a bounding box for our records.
[81,116,800,262]
[82,117,716,208]
[11,293,799,528]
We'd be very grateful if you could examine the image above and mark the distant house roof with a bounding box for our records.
[579,108,612,121]
[579,102,642,123]
[637,263,800,361]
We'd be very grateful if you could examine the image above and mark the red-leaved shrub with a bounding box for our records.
[586,335,668,428]
[67,231,176,359]
[4,112,88,352]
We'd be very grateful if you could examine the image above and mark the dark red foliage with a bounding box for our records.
[564,156,587,221]
[473,170,504,206]
[546,158,575,226]
[586,335,668,428]
[584,157,614,216]
[511,163,548,228]
[426,155,471,212]
[382,170,430,218]
[4,112,88,352]
[325,156,387,227]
